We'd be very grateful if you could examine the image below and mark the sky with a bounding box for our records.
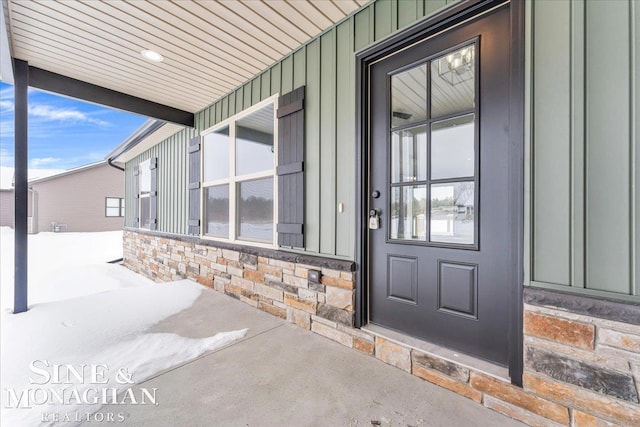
[0,81,147,170]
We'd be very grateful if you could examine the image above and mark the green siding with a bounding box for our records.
[530,0,640,298]
[125,128,196,235]
[124,0,461,260]
[305,39,321,254]
[532,0,571,286]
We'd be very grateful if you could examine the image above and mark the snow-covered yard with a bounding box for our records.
[0,228,246,426]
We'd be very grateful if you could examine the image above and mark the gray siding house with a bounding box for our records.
[0,189,13,227]
[5,1,640,425]
[27,161,125,233]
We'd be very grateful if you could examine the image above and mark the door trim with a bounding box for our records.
[354,0,525,386]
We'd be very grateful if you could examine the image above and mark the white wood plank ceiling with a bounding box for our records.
[4,0,369,113]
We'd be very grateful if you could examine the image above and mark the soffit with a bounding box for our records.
[5,0,369,113]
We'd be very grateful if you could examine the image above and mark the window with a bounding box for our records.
[106,197,125,217]
[389,43,478,247]
[138,159,151,229]
[201,98,276,245]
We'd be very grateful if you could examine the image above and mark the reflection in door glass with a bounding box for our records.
[431,44,475,118]
[391,64,427,128]
[391,126,427,183]
[430,182,474,244]
[431,114,475,180]
[390,186,426,240]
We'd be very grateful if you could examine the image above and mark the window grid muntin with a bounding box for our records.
[387,40,479,249]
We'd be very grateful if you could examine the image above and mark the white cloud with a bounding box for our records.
[30,157,63,168]
[0,99,13,111]
[28,104,110,126]
[0,147,13,167]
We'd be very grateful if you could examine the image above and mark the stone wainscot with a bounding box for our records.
[124,229,640,427]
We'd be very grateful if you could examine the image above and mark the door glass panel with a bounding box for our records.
[205,184,229,237]
[431,114,475,180]
[431,44,475,118]
[391,64,427,128]
[237,178,273,243]
[203,126,230,182]
[430,182,474,244]
[391,126,427,183]
[390,185,426,240]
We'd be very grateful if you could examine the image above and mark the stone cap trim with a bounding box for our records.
[123,227,356,272]
[524,287,640,326]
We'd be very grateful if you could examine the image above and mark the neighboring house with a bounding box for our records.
[0,189,12,227]
[26,161,124,233]
[0,163,124,232]
[0,166,63,229]
[7,1,640,426]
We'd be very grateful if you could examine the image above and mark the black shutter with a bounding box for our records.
[277,86,305,248]
[133,164,139,227]
[149,157,158,230]
[188,136,201,235]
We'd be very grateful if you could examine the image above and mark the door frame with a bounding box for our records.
[354,0,525,386]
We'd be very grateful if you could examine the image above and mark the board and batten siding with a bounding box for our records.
[125,0,459,259]
[529,0,640,299]
[125,128,197,234]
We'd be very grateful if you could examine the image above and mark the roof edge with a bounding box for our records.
[27,160,107,185]
[105,119,166,162]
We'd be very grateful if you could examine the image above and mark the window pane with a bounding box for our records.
[203,126,230,182]
[390,185,426,240]
[205,185,229,237]
[430,182,474,244]
[236,104,274,175]
[431,44,475,118]
[391,64,427,128]
[139,160,151,194]
[140,196,150,228]
[106,207,120,217]
[431,114,475,180]
[106,197,120,207]
[237,178,273,243]
[391,125,427,183]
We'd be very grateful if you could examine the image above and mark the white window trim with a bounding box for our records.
[139,159,151,230]
[200,95,279,249]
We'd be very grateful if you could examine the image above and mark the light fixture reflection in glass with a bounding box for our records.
[437,45,474,86]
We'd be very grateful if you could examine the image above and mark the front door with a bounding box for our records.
[369,5,512,365]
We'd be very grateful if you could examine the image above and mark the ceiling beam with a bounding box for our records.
[26,64,194,127]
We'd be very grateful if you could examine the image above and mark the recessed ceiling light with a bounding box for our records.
[141,50,164,63]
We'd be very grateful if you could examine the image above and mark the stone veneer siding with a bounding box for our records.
[124,229,640,427]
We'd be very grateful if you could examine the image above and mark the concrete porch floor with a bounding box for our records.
[95,287,524,426]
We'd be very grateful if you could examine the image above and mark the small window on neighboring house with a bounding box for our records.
[201,99,276,245]
[106,197,125,217]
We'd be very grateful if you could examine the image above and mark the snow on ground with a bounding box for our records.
[0,227,247,426]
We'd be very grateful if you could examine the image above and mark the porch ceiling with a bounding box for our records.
[3,0,368,113]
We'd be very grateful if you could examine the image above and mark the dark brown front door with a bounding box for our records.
[368,5,512,365]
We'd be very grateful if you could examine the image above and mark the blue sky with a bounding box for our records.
[0,81,147,170]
